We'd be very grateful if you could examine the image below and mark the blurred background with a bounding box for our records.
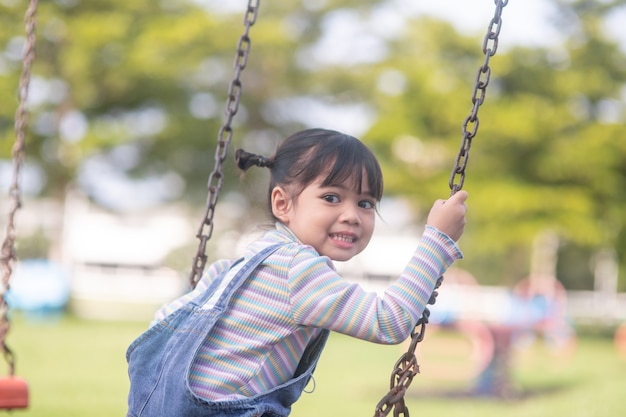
[1,0,625,416]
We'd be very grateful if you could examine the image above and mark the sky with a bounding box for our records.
[199,0,626,51]
[404,0,626,50]
[405,0,563,46]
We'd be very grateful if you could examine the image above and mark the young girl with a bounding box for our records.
[126,128,468,417]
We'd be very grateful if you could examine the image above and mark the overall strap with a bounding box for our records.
[207,243,283,311]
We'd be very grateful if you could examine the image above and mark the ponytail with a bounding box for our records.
[235,149,274,171]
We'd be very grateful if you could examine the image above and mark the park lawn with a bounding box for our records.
[5,314,626,417]
[7,314,143,417]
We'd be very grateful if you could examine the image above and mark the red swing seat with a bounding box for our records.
[0,376,28,409]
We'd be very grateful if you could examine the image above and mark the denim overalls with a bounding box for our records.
[127,243,330,417]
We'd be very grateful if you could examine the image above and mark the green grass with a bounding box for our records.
[4,314,626,416]
[7,314,143,417]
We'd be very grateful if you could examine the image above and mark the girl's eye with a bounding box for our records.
[322,194,340,203]
[359,200,375,209]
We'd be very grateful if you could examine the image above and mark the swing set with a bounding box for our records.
[0,0,508,414]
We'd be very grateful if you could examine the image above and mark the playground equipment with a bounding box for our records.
[425,270,575,398]
[0,0,38,410]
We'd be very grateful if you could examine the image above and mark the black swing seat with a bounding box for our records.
[0,376,28,409]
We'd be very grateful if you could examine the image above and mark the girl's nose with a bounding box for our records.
[340,204,361,225]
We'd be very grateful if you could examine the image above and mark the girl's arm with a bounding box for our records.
[287,226,462,344]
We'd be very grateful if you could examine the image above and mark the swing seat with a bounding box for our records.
[0,376,28,409]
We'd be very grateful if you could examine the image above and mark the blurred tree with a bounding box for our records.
[363,1,626,286]
[2,0,231,207]
[0,0,387,210]
[1,0,625,289]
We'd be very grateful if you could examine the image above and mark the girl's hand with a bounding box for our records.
[426,190,468,242]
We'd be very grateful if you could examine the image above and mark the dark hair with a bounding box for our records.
[235,128,384,218]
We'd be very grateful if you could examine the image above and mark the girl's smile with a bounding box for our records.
[329,232,357,246]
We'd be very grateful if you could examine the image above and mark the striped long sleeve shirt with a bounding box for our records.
[152,222,462,400]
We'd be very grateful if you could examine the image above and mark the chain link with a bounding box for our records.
[188,0,260,288]
[374,1,507,415]
[0,0,38,376]
[449,0,507,194]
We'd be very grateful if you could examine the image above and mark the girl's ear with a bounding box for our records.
[271,186,292,224]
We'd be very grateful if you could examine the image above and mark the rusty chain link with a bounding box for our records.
[0,0,38,376]
[188,0,260,288]
[449,0,508,194]
[374,1,508,416]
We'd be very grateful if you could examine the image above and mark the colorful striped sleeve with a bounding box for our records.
[287,226,462,344]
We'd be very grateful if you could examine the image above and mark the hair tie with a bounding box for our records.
[256,156,272,168]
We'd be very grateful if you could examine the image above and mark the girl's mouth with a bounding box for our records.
[330,233,356,243]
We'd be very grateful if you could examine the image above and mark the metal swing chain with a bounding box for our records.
[373,1,508,416]
[189,0,261,289]
[0,0,38,376]
[450,0,508,194]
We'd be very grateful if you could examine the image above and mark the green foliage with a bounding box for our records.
[361,5,626,284]
[1,0,625,286]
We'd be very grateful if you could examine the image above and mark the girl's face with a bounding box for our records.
[272,173,377,261]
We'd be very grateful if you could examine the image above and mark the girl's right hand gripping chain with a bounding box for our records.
[426,190,468,242]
